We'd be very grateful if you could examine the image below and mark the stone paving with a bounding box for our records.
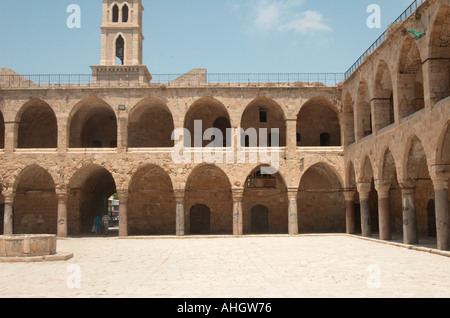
[0,234,449,298]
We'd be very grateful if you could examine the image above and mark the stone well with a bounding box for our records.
[0,234,57,258]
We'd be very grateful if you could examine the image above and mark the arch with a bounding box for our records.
[398,36,425,118]
[16,99,57,148]
[379,148,403,238]
[356,78,372,140]
[184,97,231,147]
[241,96,286,147]
[298,163,345,233]
[243,165,288,234]
[428,5,450,101]
[296,96,341,147]
[213,117,232,147]
[359,155,379,234]
[68,97,117,148]
[112,4,119,23]
[373,60,395,129]
[68,164,117,235]
[403,135,435,242]
[13,165,57,234]
[343,92,355,146]
[128,97,175,148]
[185,165,232,235]
[436,121,450,165]
[127,164,175,235]
[122,4,129,23]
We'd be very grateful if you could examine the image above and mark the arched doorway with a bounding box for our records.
[13,165,57,234]
[398,37,425,118]
[297,97,341,147]
[241,97,286,147]
[69,98,117,148]
[17,99,57,148]
[128,165,175,235]
[128,98,174,148]
[298,163,345,233]
[374,60,395,130]
[243,165,288,234]
[190,204,211,235]
[185,165,232,235]
[68,164,117,235]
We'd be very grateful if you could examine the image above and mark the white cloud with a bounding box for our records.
[253,0,332,34]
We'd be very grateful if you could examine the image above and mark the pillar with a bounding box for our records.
[433,179,450,251]
[287,188,298,235]
[174,190,185,236]
[3,193,14,235]
[232,189,244,236]
[401,186,418,245]
[422,58,450,108]
[57,192,68,238]
[376,183,391,241]
[117,112,128,152]
[4,121,17,155]
[118,191,128,237]
[357,182,371,237]
[286,119,297,160]
[344,190,356,234]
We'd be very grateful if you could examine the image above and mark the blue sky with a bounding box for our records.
[0,0,413,75]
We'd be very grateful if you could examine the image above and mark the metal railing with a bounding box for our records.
[344,0,426,80]
[0,72,345,88]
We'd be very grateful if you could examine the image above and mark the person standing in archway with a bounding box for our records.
[102,213,111,235]
[93,215,102,234]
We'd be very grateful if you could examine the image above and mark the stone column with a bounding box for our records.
[3,193,14,235]
[174,190,185,236]
[376,183,391,241]
[118,191,128,237]
[117,114,128,152]
[401,186,418,245]
[357,182,372,237]
[433,179,450,251]
[56,192,68,238]
[287,188,298,235]
[4,121,17,155]
[57,117,68,153]
[232,189,244,236]
[344,190,356,234]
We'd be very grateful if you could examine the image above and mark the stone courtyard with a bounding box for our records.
[0,235,448,298]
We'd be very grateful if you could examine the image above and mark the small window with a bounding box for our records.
[259,109,267,123]
[112,5,119,23]
[296,133,301,146]
[122,4,129,23]
[320,133,331,147]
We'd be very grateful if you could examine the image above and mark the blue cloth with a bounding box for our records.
[94,216,101,232]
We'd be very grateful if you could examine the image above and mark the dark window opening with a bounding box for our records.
[320,133,331,146]
[259,109,267,123]
[116,35,125,65]
[122,4,129,23]
[296,133,301,146]
[112,5,119,23]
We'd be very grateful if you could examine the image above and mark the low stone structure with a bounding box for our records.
[0,234,72,262]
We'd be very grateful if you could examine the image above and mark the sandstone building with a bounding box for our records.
[0,0,449,251]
